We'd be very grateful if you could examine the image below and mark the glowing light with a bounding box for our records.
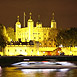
[31,51,33,53]
[24,59,30,61]
[21,68,69,74]
[59,44,63,47]
[21,69,56,74]
[70,51,72,53]
[0,66,2,77]
[59,69,69,72]
[56,62,75,66]
[75,46,77,47]
[11,39,12,41]
[43,52,45,53]
[58,51,59,53]
[37,51,39,55]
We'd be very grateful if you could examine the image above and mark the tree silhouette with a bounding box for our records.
[0,24,9,55]
[7,27,15,41]
[56,28,77,47]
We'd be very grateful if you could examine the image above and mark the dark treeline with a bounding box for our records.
[56,28,77,47]
[0,24,6,48]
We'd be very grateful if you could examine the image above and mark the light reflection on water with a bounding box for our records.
[1,67,77,77]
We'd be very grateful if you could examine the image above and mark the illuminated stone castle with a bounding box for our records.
[4,12,59,56]
[15,12,56,47]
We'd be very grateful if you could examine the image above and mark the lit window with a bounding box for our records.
[44,43,46,45]
[44,38,46,39]
[32,49,33,52]
[8,49,9,52]
[25,39,27,41]
[48,38,51,40]
[25,49,26,52]
[34,37,36,39]
[40,43,42,45]
[33,33,37,34]
[51,39,53,41]
[15,49,17,52]
[39,37,41,39]
[49,43,51,45]
[49,32,50,35]
[43,52,45,53]
[31,50,33,53]
[20,50,22,51]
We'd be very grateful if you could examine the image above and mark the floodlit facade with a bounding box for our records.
[4,12,59,56]
[1,12,77,56]
[15,12,56,47]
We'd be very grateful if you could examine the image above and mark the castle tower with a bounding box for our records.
[51,12,56,28]
[27,12,34,41]
[15,16,21,41]
[15,16,21,28]
[36,15,42,28]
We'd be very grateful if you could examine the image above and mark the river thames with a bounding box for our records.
[0,61,77,77]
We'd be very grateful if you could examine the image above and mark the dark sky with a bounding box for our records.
[0,0,77,29]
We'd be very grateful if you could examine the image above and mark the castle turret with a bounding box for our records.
[51,12,56,28]
[27,12,34,27]
[15,16,21,41]
[27,12,34,41]
[15,16,21,28]
[36,15,42,28]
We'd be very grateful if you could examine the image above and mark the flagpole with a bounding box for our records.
[24,12,26,27]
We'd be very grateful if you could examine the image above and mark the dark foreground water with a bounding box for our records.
[0,66,77,77]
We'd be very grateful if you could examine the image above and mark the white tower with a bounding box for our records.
[36,15,42,28]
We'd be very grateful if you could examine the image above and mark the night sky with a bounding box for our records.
[0,0,77,29]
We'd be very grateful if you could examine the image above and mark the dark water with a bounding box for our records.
[0,66,77,77]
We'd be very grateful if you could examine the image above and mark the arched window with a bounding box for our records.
[15,49,17,52]
[25,49,26,52]
[8,49,9,52]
